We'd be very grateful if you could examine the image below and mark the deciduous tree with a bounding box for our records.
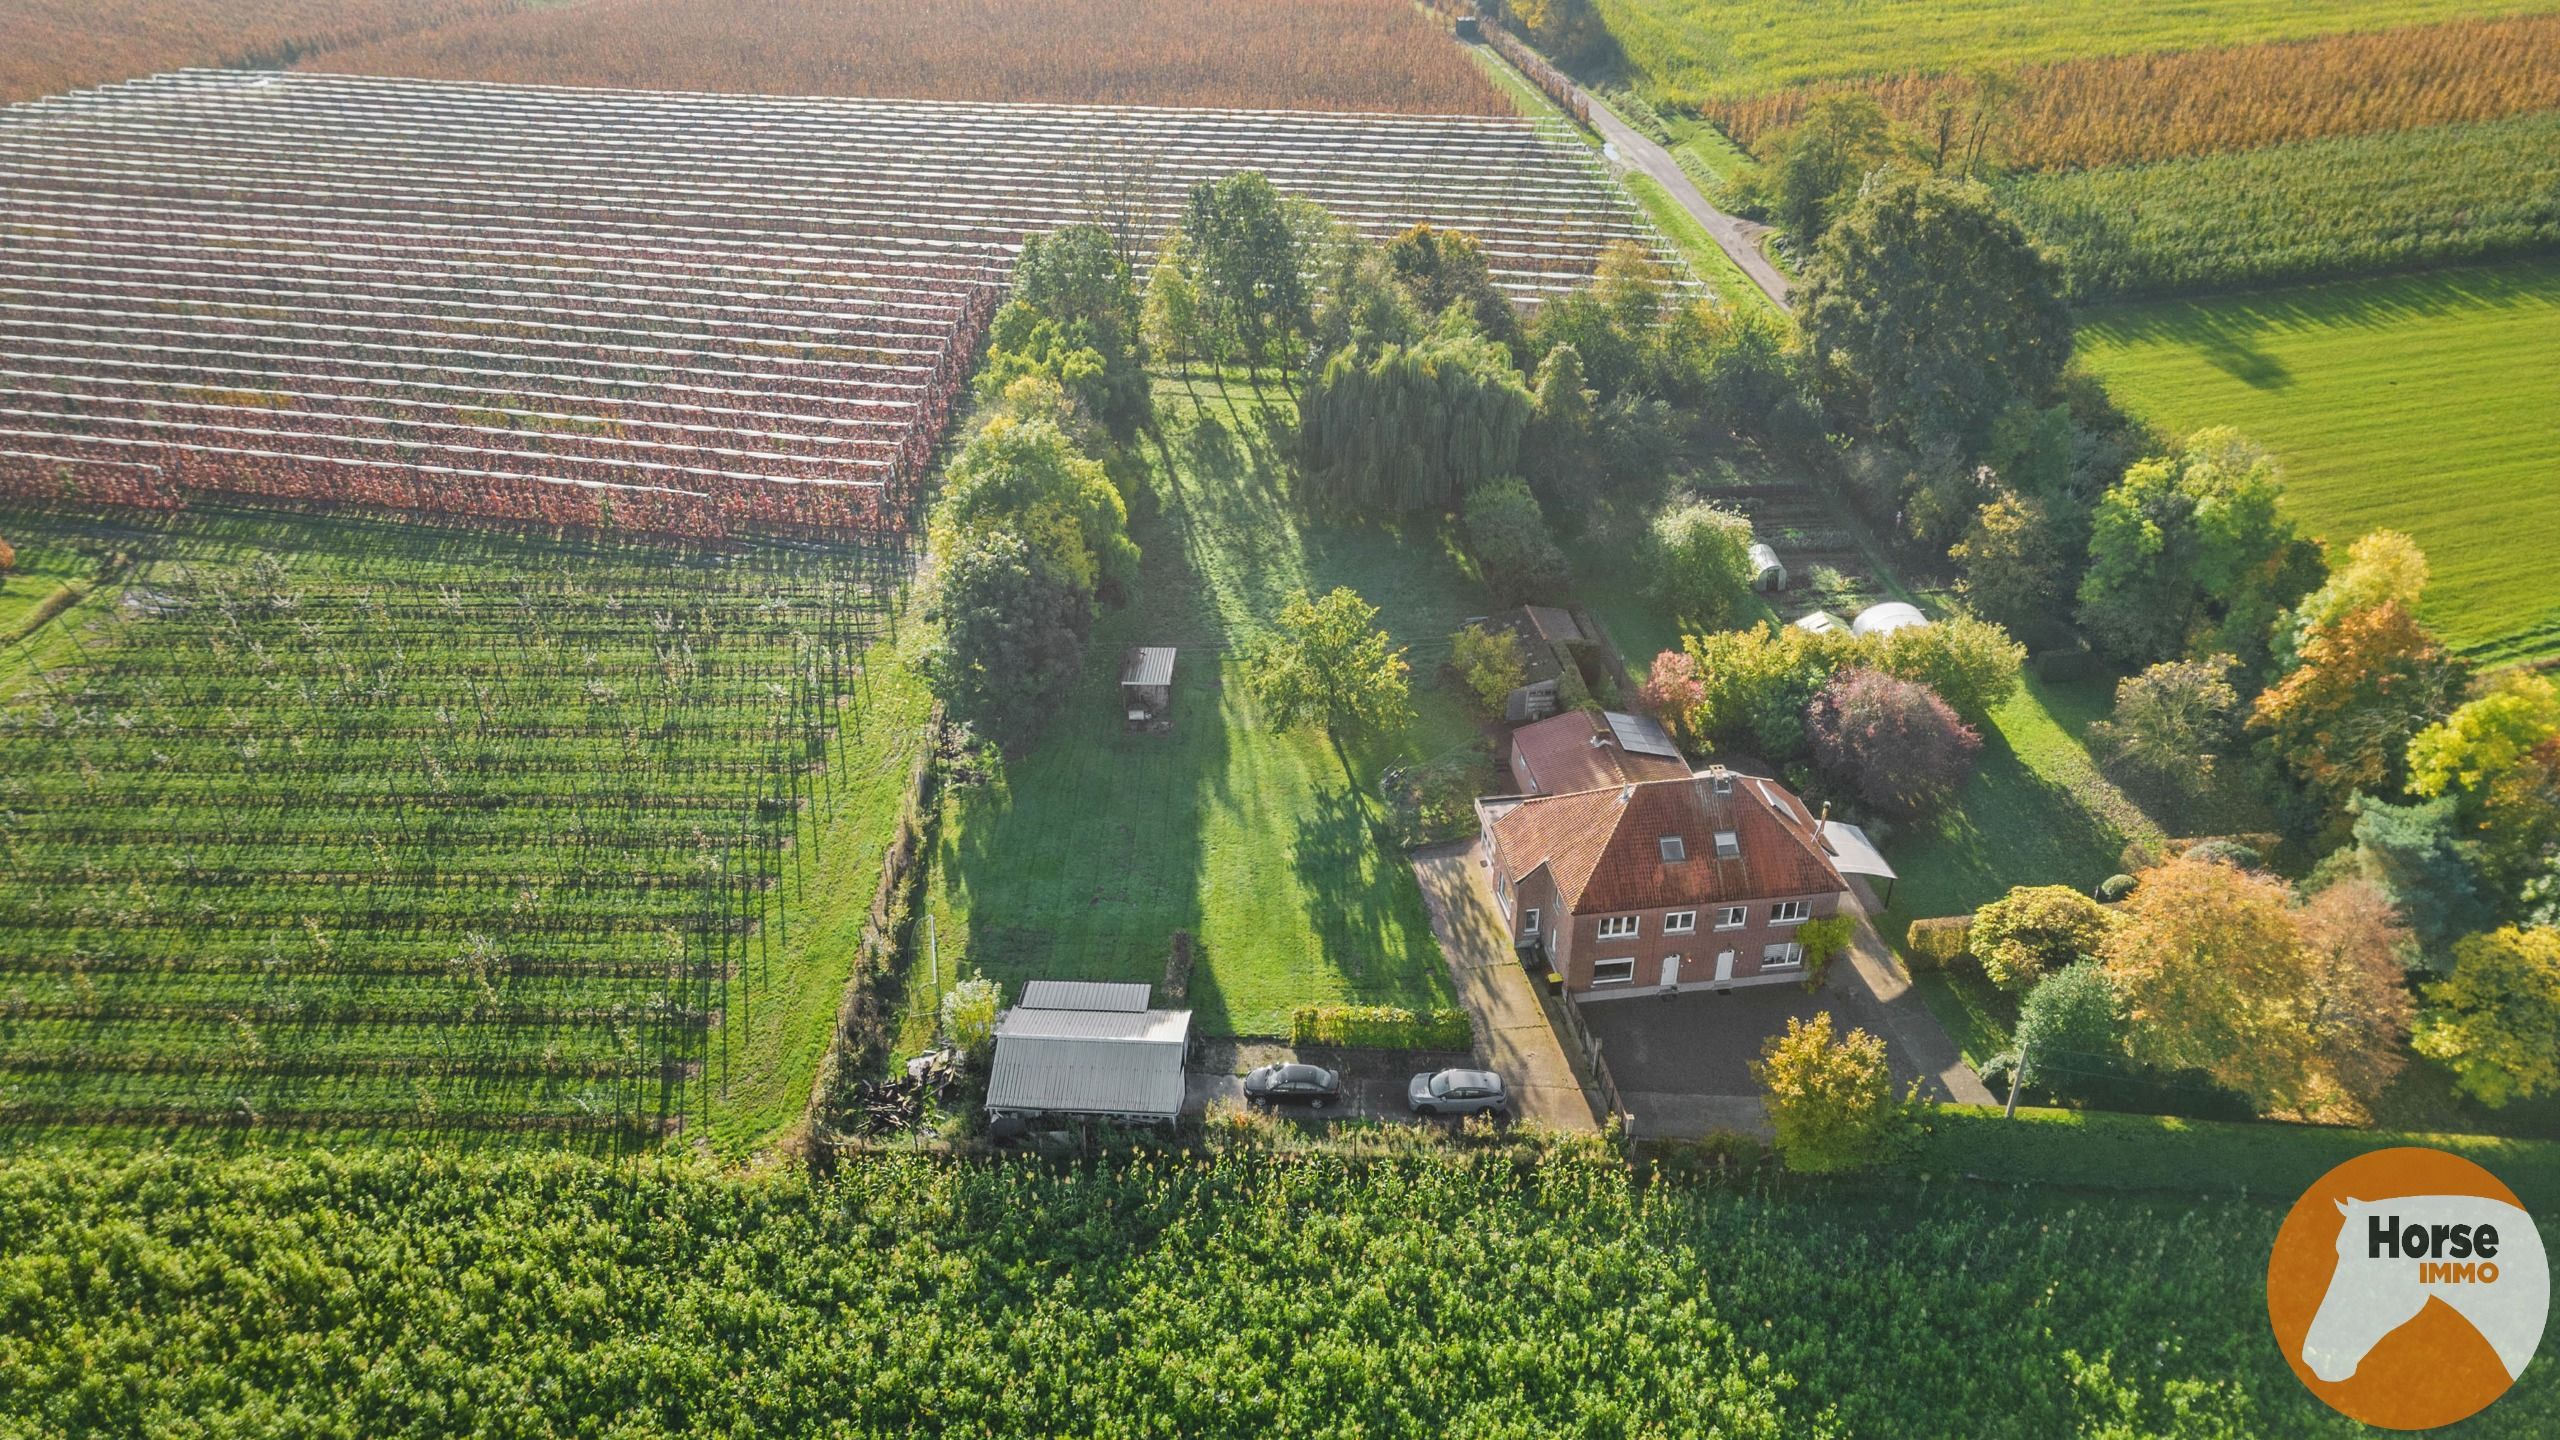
[1806,669,1980,820]
[2076,428,2319,669]
[2407,672,2560,893]
[1451,623,1527,713]
[2414,926,2560,1108]
[2291,879,2417,1109]
[2102,857,2322,1113]
[2249,601,2464,819]
[1870,614,2025,725]
[1246,587,1412,756]
[1644,499,1756,629]
[1798,172,2072,454]
[1971,884,2117,992]
[1756,1011,1903,1173]
[923,532,1092,752]
[2275,528,2427,669]
[931,415,1137,602]
[1462,477,1570,605]
[2089,653,2242,797]
[1762,93,1896,245]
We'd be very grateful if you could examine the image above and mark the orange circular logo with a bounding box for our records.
[2268,1147,2549,1429]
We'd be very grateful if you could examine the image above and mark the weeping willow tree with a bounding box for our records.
[1298,318,1532,514]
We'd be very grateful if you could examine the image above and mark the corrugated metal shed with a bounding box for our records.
[987,982,1192,1122]
[1019,979,1152,1012]
[1120,647,1176,688]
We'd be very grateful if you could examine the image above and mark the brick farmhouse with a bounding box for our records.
[1477,713,1850,996]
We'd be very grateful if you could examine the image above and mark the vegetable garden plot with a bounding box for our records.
[0,69,1656,537]
[0,507,908,1142]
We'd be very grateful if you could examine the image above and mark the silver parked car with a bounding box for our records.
[1407,1068,1508,1117]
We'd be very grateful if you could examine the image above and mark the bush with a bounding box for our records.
[1806,669,1981,821]
[1451,623,1527,713]
[1904,916,1974,970]
[2181,838,2263,870]
[1970,885,2118,992]
[2011,961,2126,1090]
[2097,874,2137,902]
[1644,499,1756,628]
[1462,477,1570,604]
[939,975,1002,1059]
[1756,1012,1906,1174]
[1870,615,2026,726]
[1290,1005,1473,1051]
[1794,913,1856,988]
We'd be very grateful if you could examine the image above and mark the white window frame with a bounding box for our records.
[1715,905,1747,931]
[1769,900,1810,926]
[1713,830,1740,859]
[1710,773,1733,796]
[1658,835,1686,862]
[1662,910,1697,935]
[1522,907,1541,936]
[1763,941,1805,970]
[1596,914,1640,940]
[1590,957,1638,987]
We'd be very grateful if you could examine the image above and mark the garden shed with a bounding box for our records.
[1121,646,1176,733]
[1747,543,1786,592]
[986,981,1192,1125]
[1793,609,1844,635]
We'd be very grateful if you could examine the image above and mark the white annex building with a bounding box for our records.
[985,981,1192,1125]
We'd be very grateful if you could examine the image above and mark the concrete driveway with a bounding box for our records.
[1411,839,1598,1132]
[1581,878,1991,1139]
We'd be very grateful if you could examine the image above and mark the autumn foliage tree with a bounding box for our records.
[2075,428,2319,670]
[2102,857,2412,1117]
[1970,884,2118,993]
[2414,926,2560,1108]
[2249,601,2465,822]
[1755,1012,1904,1174]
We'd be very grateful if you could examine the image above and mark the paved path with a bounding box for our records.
[1571,82,1792,311]
[1410,839,1599,1132]
[1842,877,1995,1105]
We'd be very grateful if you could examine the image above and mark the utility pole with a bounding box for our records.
[2004,1039,2030,1119]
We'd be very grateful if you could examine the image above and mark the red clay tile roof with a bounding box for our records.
[1492,771,1844,913]
[1510,710,1690,797]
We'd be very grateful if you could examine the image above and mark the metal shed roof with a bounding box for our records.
[1120,647,1176,687]
[1019,979,1153,1012]
[986,1001,1191,1120]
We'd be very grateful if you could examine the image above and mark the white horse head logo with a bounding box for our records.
[2304,1195,2548,1384]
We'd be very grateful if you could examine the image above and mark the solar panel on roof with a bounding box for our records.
[1604,710,1681,760]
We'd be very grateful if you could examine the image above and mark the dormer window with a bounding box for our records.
[1658,835,1686,862]
[1713,830,1740,859]
[1710,772,1733,796]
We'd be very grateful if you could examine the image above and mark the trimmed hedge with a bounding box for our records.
[1903,915,1974,970]
[1915,1106,2560,1212]
[1291,1005,1473,1051]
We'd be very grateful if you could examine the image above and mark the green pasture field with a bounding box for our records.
[911,378,1473,1044]
[2077,258,2560,665]
[0,505,928,1154]
[1589,0,2557,107]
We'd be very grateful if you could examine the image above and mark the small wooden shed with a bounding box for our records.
[1122,646,1176,733]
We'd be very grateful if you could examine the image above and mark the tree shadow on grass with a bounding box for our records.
[1288,781,1456,1015]
[1885,729,2131,927]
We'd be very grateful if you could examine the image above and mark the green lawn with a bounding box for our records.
[2077,258,2560,665]
[912,382,1473,1042]
[1589,0,2555,105]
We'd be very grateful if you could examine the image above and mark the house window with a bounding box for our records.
[1596,914,1640,940]
[1713,830,1740,858]
[1763,941,1805,969]
[1715,905,1747,931]
[1522,908,1541,936]
[1659,835,1686,862]
[1770,900,1810,925]
[1710,772,1733,795]
[1591,957,1637,986]
[1663,910,1697,935]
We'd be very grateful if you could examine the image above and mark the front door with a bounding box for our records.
[1658,954,1680,991]
[1714,949,1736,985]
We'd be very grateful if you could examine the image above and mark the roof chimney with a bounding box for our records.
[1617,784,1634,805]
